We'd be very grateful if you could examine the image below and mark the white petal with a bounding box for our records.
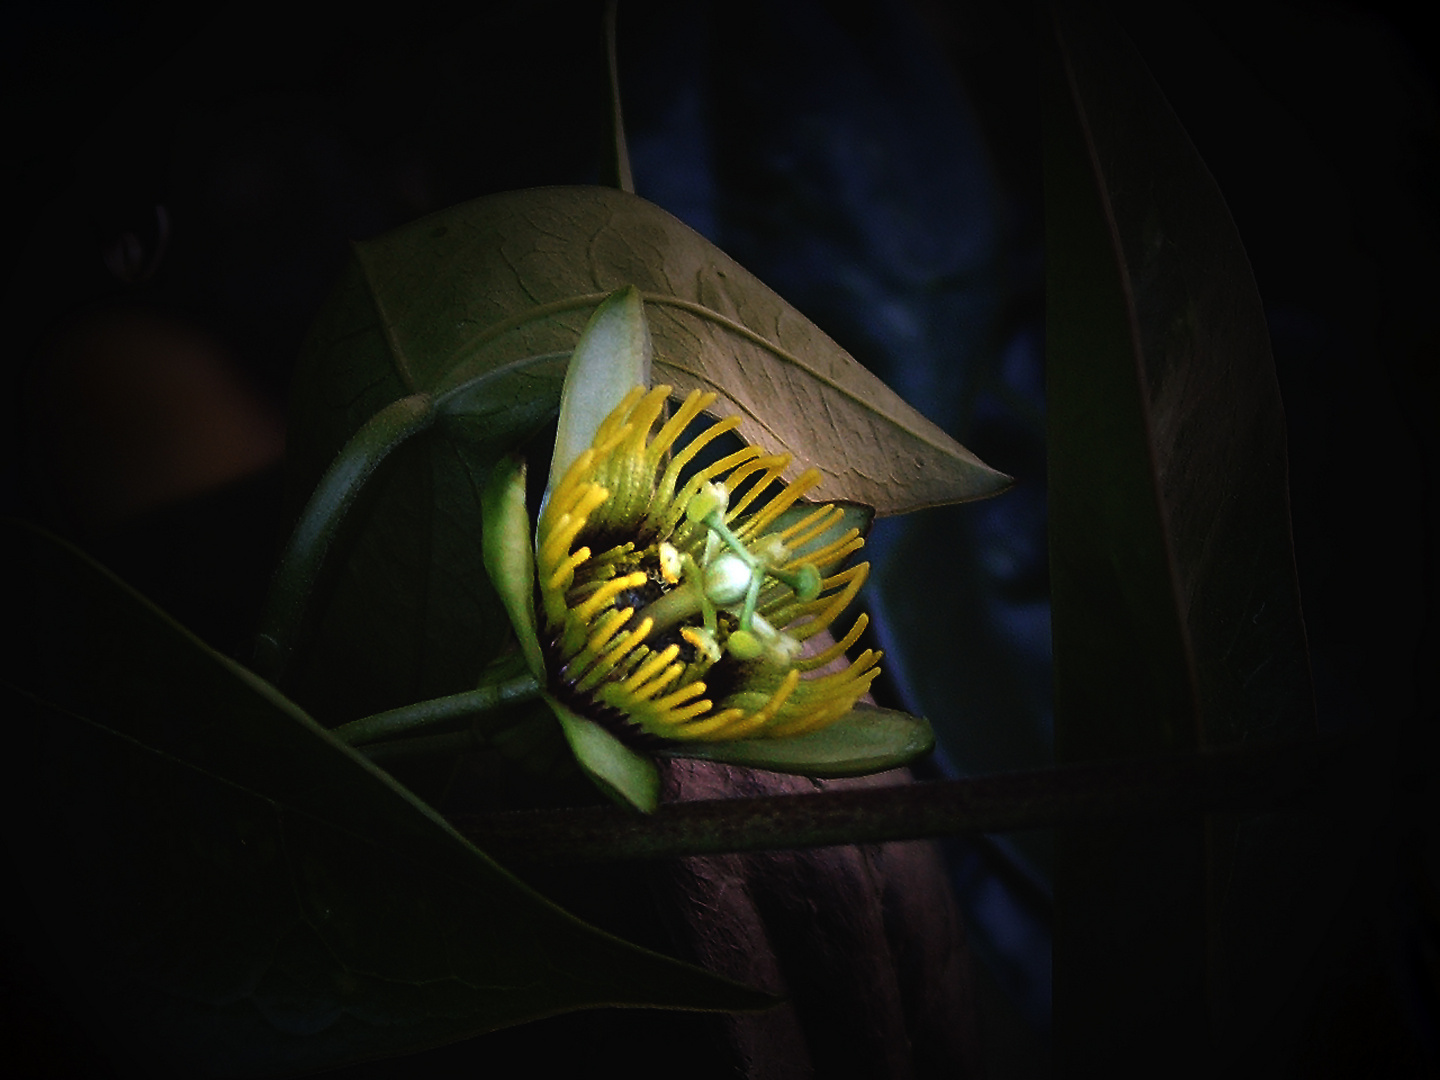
[545,285,652,507]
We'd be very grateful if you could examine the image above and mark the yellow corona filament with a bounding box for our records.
[645,390,719,471]
[724,455,792,519]
[787,530,863,574]
[776,503,843,548]
[572,571,648,624]
[797,612,870,671]
[539,484,609,571]
[735,469,823,540]
[620,643,681,693]
[659,445,763,535]
[574,616,654,694]
[536,384,877,744]
[546,546,591,593]
[769,564,869,641]
[562,605,635,679]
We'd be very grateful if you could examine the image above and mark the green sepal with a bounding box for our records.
[546,284,653,502]
[545,694,661,813]
[480,454,546,681]
[662,704,935,778]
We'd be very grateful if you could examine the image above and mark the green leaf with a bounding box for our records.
[545,694,661,814]
[0,518,770,1077]
[480,454,546,682]
[663,704,934,778]
[1043,7,1316,1071]
[547,285,653,501]
[288,186,1007,522]
[276,255,567,722]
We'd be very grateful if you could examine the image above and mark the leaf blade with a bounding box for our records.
[292,186,1008,518]
[1043,7,1316,1072]
[0,518,770,1077]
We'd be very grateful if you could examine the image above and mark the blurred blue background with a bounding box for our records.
[617,0,1056,1052]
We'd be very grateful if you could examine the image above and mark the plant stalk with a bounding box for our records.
[333,673,542,746]
[253,393,435,682]
[450,733,1356,865]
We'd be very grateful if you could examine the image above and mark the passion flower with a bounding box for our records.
[537,381,880,745]
[482,286,934,811]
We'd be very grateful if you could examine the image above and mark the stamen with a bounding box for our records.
[790,563,869,640]
[658,541,682,583]
[680,626,721,663]
[771,563,821,602]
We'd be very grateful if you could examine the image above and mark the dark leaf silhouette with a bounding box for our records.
[1043,7,1315,1071]
[0,519,771,1078]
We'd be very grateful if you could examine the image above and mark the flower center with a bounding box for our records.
[535,385,881,744]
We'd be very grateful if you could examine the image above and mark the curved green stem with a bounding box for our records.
[600,0,634,194]
[452,733,1359,865]
[333,672,542,747]
[254,393,435,682]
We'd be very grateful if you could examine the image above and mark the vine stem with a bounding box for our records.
[333,673,543,746]
[449,733,1357,865]
[600,0,633,194]
[253,393,435,682]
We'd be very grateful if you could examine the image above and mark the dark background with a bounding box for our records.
[3,0,1435,1075]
